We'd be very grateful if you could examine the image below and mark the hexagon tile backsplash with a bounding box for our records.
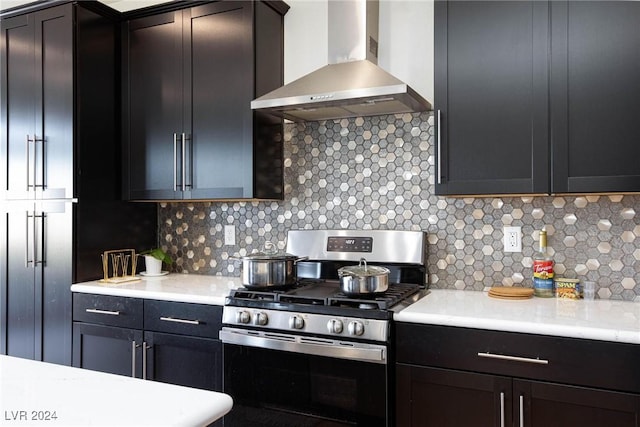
[159,112,640,301]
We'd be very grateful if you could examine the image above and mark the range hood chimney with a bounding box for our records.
[251,0,432,122]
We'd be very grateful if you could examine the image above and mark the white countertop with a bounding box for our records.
[395,289,640,345]
[71,273,243,305]
[71,276,640,345]
[0,355,233,427]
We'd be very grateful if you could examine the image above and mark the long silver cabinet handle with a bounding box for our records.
[35,135,44,190]
[500,392,505,427]
[477,352,549,365]
[173,133,178,192]
[31,212,37,268]
[519,395,525,427]
[131,341,137,378]
[160,316,200,325]
[85,308,121,316]
[181,133,187,192]
[436,110,442,184]
[142,342,150,380]
[26,135,32,191]
[25,212,32,267]
[34,212,45,265]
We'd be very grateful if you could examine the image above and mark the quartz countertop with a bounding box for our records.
[0,355,233,426]
[71,273,243,305]
[395,289,640,345]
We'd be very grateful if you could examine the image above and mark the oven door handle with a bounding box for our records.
[219,327,387,364]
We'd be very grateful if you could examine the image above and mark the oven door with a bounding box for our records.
[221,327,390,426]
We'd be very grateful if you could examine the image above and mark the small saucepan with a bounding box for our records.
[230,241,307,288]
[337,258,390,295]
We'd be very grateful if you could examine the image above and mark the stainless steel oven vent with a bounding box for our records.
[251,0,432,122]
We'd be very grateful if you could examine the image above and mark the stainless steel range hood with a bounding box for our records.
[251,0,432,122]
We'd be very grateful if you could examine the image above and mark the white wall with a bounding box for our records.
[284,0,434,103]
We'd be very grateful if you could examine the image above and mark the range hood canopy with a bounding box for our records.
[251,0,432,122]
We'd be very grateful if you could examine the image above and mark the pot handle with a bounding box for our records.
[228,255,241,262]
[293,256,308,264]
[263,241,278,255]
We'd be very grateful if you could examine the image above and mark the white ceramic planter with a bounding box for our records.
[144,255,163,275]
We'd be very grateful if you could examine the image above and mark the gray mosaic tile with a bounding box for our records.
[158,112,640,302]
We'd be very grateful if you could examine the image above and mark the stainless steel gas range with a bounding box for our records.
[220,229,427,427]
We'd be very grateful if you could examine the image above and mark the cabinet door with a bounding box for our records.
[397,364,512,427]
[144,331,222,392]
[434,1,549,195]
[186,2,254,199]
[73,322,143,378]
[515,379,640,427]
[39,201,73,364]
[1,202,73,363]
[126,11,184,200]
[1,14,34,200]
[550,1,640,193]
[1,206,36,359]
[0,6,73,201]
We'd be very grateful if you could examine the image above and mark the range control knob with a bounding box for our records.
[348,321,365,336]
[253,311,268,326]
[236,310,251,324]
[289,315,305,330]
[327,319,343,334]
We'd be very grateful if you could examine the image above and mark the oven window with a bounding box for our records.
[223,344,388,426]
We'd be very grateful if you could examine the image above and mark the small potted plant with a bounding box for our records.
[140,248,172,276]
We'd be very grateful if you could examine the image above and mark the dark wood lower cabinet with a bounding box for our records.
[517,379,640,427]
[72,294,223,396]
[397,361,640,427]
[397,364,511,427]
[144,331,222,392]
[73,323,143,377]
[395,323,640,427]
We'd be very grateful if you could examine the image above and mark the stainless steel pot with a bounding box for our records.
[230,241,307,288]
[337,258,390,295]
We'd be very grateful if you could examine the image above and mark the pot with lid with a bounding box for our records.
[337,258,390,295]
[230,241,307,288]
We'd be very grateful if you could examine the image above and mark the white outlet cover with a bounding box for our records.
[224,225,236,246]
[503,226,522,253]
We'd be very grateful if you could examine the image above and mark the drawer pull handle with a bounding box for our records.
[86,308,120,316]
[477,352,548,365]
[160,316,200,325]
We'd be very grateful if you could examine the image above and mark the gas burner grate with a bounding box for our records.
[328,283,422,310]
[228,281,421,311]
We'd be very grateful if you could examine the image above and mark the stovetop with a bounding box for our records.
[230,279,421,310]
[225,279,423,320]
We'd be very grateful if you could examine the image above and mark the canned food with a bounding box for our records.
[555,278,582,299]
[533,277,555,298]
[533,260,554,279]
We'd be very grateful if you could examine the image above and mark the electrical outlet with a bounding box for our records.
[224,225,236,246]
[503,226,522,252]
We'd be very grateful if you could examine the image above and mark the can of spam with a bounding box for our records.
[555,278,582,299]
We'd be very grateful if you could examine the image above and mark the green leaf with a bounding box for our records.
[141,248,172,265]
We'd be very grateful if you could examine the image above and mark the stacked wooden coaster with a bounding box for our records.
[488,286,534,300]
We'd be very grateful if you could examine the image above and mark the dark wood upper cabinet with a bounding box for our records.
[1,2,157,366]
[1,5,74,201]
[435,0,640,196]
[435,1,549,195]
[550,1,640,193]
[122,1,287,201]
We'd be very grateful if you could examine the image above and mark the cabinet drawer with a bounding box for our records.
[73,293,143,329]
[396,323,640,394]
[144,300,222,339]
